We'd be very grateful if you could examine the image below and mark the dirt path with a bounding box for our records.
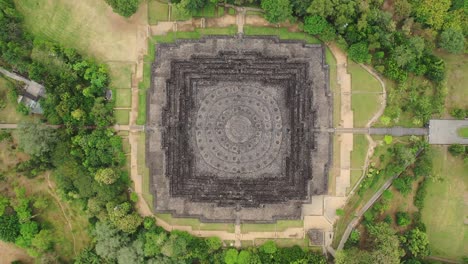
[46,173,77,256]
[327,43,353,197]
[0,241,33,264]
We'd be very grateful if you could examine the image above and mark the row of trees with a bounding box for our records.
[74,219,326,264]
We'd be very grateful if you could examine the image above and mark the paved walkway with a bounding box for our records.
[429,119,468,144]
[335,127,428,136]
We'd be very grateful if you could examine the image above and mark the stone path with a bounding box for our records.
[328,43,352,197]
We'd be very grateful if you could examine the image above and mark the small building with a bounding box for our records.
[17,81,46,115]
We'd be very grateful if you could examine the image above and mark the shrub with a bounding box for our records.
[414,179,427,210]
[384,135,393,145]
[336,208,344,216]
[104,0,141,17]
[348,42,372,63]
[450,108,467,119]
[304,15,328,35]
[439,28,465,53]
[396,212,411,226]
[393,176,414,195]
[448,144,465,156]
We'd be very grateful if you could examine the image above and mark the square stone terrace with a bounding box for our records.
[146,35,333,223]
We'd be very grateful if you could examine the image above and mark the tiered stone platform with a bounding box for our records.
[146,35,332,222]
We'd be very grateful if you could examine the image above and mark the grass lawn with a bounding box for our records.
[107,62,134,89]
[148,0,169,24]
[115,89,132,108]
[241,220,303,233]
[351,134,369,170]
[421,146,467,261]
[457,127,468,138]
[171,4,192,21]
[156,214,235,232]
[137,132,152,207]
[0,76,37,124]
[115,109,129,125]
[15,0,146,62]
[351,93,381,127]
[348,62,382,92]
[348,61,382,127]
[228,7,236,15]
[246,10,263,16]
[217,6,224,17]
[437,51,468,113]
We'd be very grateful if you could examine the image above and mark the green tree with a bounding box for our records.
[304,15,328,35]
[0,196,8,216]
[107,202,143,233]
[95,222,129,261]
[91,97,115,127]
[396,212,411,226]
[238,250,251,264]
[348,42,371,63]
[15,221,39,248]
[261,0,292,23]
[448,144,465,156]
[95,168,119,185]
[161,234,187,258]
[306,0,334,18]
[394,0,412,20]
[401,228,430,258]
[144,232,167,257]
[206,236,222,252]
[224,248,239,264]
[74,248,102,264]
[260,240,277,254]
[413,0,451,30]
[30,229,53,255]
[0,214,20,242]
[18,122,57,158]
[104,0,141,17]
[117,240,144,264]
[439,28,465,53]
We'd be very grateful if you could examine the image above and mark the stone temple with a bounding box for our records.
[146,35,332,223]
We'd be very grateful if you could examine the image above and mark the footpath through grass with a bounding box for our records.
[348,61,382,127]
[421,146,467,261]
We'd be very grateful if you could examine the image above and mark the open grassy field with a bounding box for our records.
[148,0,169,24]
[351,93,381,127]
[244,26,321,44]
[421,146,467,261]
[348,61,383,127]
[0,76,37,124]
[115,109,130,125]
[15,0,146,62]
[115,89,132,108]
[107,62,134,89]
[437,51,468,113]
[241,220,304,233]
